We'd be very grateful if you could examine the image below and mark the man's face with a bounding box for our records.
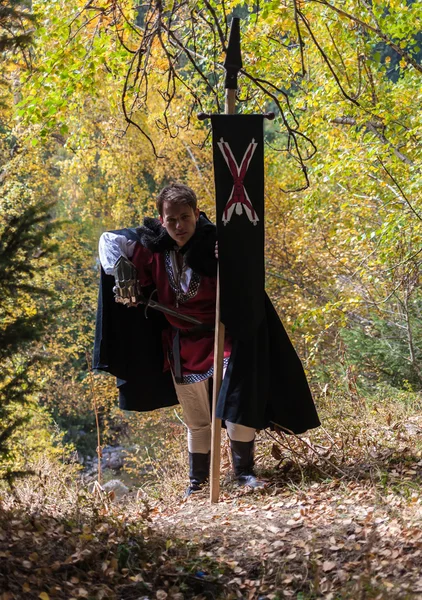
[160,201,200,247]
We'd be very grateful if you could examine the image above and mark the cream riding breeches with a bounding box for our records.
[173,376,255,454]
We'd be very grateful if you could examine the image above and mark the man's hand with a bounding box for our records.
[113,285,140,307]
[113,256,142,307]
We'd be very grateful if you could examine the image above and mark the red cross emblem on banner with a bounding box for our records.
[217,137,259,226]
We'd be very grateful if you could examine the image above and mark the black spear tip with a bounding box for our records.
[224,17,242,90]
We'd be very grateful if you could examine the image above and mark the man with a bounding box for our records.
[94,183,320,496]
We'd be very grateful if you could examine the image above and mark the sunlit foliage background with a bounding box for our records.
[1,0,421,472]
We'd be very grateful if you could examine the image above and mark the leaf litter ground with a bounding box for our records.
[1,399,422,599]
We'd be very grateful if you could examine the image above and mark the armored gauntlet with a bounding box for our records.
[113,256,144,307]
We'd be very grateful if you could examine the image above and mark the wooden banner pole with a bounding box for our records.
[209,61,238,503]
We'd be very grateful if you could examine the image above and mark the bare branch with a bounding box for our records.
[377,156,422,222]
[292,0,306,77]
[121,47,162,158]
[201,0,226,51]
[332,118,415,166]
[297,8,361,107]
[242,68,316,192]
[311,0,422,75]
[325,22,352,91]
[366,124,414,166]
[331,116,383,128]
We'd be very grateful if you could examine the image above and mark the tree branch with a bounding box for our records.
[311,0,422,75]
[377,156,422,222]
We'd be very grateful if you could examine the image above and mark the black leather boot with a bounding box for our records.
[185,452,210,497]
[230,439,264,488]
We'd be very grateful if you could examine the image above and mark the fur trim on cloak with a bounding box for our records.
[136,212,217,278]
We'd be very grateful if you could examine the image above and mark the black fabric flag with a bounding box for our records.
[211,114,265,341]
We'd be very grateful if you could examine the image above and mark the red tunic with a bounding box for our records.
[132,243,231,379]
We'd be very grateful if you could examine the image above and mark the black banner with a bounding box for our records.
[211,114,265,340]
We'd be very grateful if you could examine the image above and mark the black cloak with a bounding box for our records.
[93,215,320,434]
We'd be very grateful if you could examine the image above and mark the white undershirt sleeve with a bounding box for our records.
[98,232,137,275]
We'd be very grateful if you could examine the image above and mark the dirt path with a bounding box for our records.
[151,477,422,599]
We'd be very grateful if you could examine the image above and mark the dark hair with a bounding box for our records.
[156,183,197,216]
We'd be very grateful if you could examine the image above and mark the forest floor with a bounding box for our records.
[1,395,422,600]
